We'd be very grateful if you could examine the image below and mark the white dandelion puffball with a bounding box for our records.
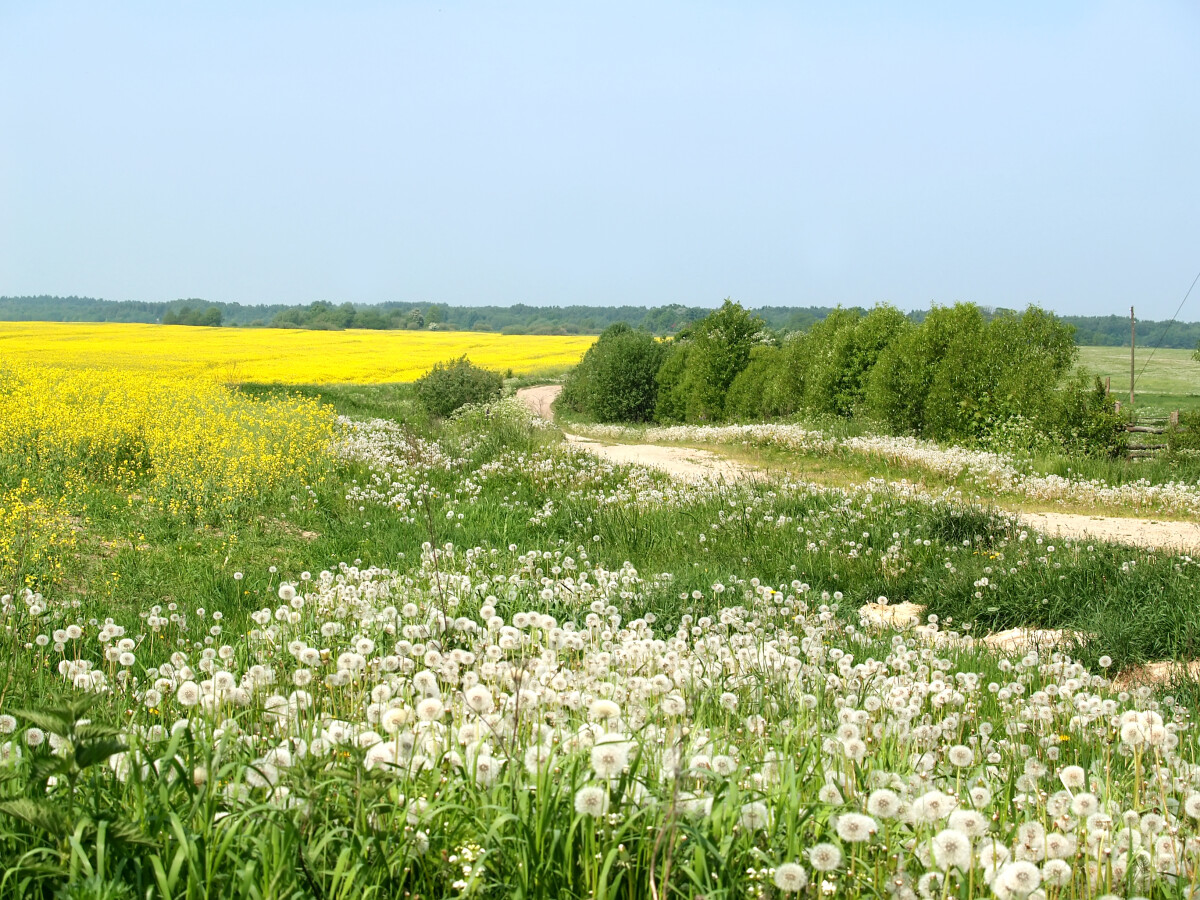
[773,862,808,892]
[473,754,502,787]
[660,694,686,717]
[947,744,974,767]
[464,685,494,714]
[739,801,770,831]
[969,786,993,809]
[588,698,620,722]
[176,681,201,707]
[1059,765,1086,790]
[917,871,943,899]
[712,754,737,776]
[1070,792,1099,818]
[1185,793,1200,820]
[808,843,842,872]
[1041,859,1072,887]
[867,788,902,819]
[995,860,1040,898]
[523,744,552,775]
[416,697,444,722]
[835,813,878,843]
[590,742,629,780]
[931,829,972,870]
[574,785,609,817]
[947,809,988,838]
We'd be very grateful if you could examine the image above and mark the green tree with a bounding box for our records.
[725,345,788,420]
[683,299,763,421]
[792,305,909,418]
[654,341,693,423]
[561,324,666,422]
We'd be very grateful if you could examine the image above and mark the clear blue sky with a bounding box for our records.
[2,1,1198,317]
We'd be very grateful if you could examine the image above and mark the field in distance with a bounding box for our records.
[0,321,595,383]
[1077,345,1200,411]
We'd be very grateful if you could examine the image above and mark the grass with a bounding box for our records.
[10,386,1194,684]
[3,381,1200,896]
[1078,345,1200,412]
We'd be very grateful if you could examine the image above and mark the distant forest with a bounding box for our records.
[2,295,1198,348]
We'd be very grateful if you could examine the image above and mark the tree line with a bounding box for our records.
[561,301,1126,456]
[3,295,1197,346]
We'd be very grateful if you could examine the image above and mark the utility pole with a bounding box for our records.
[1130,306,1136,407]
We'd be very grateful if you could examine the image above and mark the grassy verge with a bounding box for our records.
[2,384,1200,896]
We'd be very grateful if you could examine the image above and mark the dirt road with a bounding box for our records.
[519,385,753,482]
[1015,512,1200,555]
[516,385,1200,554]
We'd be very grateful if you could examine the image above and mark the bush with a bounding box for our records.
[725,345,790,420]
[414,357,503,418]
[1169,410,1200,456]
[684,300,764,421]
[1036,375,1127,458]
[801,305,910,418]
[650,300,764,423]
[653,341,692,423]
[561,324,666,423]
[863,304,1078,445]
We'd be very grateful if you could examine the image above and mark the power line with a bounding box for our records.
[1136,267,1200,387]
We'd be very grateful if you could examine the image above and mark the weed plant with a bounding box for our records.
[0,390,1199,896]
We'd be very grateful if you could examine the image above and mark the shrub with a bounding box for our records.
[1036,375,1127,458]
[561,324,666,423]
[684,300,764,420]
[651,300,764,423]
[864,304,1078,445]
[1169,410,1200,456]
[414,356,503,418]
[725,345,789,420]
[654,341,692,423]
[801,305,910,417]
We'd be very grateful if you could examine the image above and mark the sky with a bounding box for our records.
[2,1,1198,318]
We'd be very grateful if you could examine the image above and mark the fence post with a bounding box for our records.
[1171,410,1180,426]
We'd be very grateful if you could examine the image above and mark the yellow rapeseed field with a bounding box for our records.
[0,363,335,518]
[0,322,595,383]
[0,480,76,590]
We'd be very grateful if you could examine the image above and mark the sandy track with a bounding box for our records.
[516,385,1200,554]
[519,385,753,482]
[519,384,562,421]
[1016,512,1200,555]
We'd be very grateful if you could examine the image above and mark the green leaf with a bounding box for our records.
[75,723,124,741]
[74,739,128,770]
[103,817,157,848]
[31,756,68,784]
[65,696,96,721]
[0,798,71,838]
[12,708,72,736]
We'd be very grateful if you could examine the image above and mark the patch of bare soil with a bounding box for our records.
[518,384,561,421]
[1113,660,1200,690]
[858,600,1092,654]
[516,386,756,483]
[1016,512,1200,556]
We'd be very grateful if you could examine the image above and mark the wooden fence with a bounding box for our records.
[1113,407,1181,458]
